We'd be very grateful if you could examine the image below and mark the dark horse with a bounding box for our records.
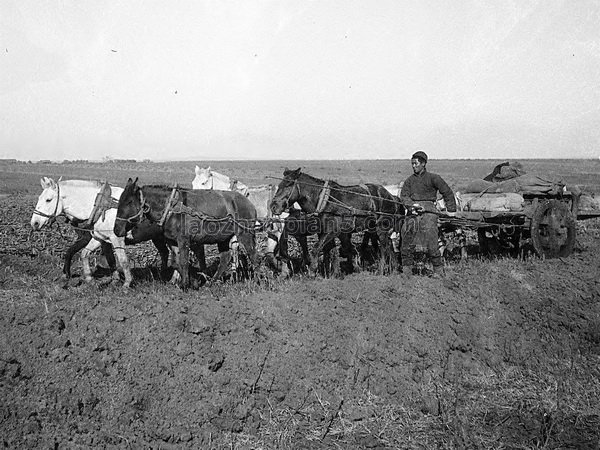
[114,178,258,289]
[270,168,403,274]
[62,216,181,281]
[276,209,339,275]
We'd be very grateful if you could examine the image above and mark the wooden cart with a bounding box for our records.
[439,190,600,259]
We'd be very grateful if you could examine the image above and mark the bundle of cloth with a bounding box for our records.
[454,161,569,213]
[465,161,566,196]
[456,192,524,212]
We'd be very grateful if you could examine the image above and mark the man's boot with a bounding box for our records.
[431,263,445,278]
[431,256,445,278]
[400,252,413,276]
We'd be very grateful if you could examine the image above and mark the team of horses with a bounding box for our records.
[31,167,421,289]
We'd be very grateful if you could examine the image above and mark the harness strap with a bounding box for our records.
[266,184,275,219]
[315,181,331,214]
[158,186,180,227]
[229,179,238,191]
[359,184,377,212]
[84,182,118,227]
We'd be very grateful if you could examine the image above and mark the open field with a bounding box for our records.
[2,158,600,195]
[1,159,600,449]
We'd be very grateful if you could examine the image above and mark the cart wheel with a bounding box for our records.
[531,199,576,258]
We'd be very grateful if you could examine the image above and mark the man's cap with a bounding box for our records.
[411,151,428,163]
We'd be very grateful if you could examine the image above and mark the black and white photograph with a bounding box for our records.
[1,1,599,448]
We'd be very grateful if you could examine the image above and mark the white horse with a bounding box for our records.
[31,177,134,288]
[192,166,291,272]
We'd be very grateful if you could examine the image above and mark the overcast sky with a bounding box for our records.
[1,0,599,161]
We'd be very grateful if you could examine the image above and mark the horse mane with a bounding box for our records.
[208,170,230,182]
[143,184,173,189]
[298,171,339,188]
[139,184,177,196]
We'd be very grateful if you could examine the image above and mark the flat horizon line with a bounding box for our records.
[9,156,599,163]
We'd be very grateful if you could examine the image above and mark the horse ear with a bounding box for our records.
[40,178,48,189]
[126,178,134,185]
[207,166,212,174]
[57,176,63,182]
[49,178,58,189]
[195,165,201,175]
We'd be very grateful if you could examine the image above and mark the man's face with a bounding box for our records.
[411,158,425,175]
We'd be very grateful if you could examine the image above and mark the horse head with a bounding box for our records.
[31,177,63,230]
[114,177,145,237]
[270,168,304,215]
[192,165,215,189]
[192,166,249,195]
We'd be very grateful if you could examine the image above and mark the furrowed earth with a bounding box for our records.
[1,160,599,449]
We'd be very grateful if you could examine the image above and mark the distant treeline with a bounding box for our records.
[0,159,155,164]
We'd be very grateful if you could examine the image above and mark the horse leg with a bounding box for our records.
[264,222,282,271]
[192,244,207,273]
[322,238,340,277]
[212,240,233,282]
[107,235,132,288]
[338,233,357,274]
[376,229,397,274]
[168,245,182,284]
[359,232,371,265]
[99,240,117,281]
[297,235,311,270]
[63,230,92,279]
[236,232,258,280]
[177,236,191,289]
[151,235,170,280]
[310,233,337,276]
[80,238,103,283]
[230,235,240,279]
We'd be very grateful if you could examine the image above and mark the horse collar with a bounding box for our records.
[158,186,180,227]
[315,180,331,214]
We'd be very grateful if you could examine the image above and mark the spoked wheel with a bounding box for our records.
[530,199,576,258]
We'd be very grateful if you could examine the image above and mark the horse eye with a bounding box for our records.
[45,198,52,202]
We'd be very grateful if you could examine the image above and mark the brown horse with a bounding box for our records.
[114,178,258,289]
[270,168,403,274]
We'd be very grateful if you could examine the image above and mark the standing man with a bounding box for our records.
[400,151,456,276]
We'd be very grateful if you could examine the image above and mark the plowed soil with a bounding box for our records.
[2,183,600,448]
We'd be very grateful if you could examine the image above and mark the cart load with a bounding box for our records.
[440,162,600,259]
